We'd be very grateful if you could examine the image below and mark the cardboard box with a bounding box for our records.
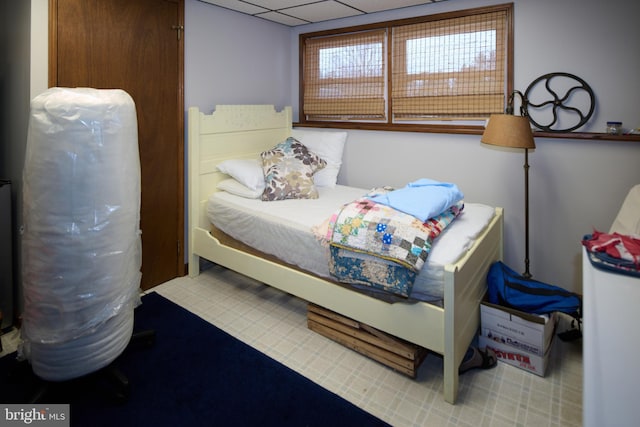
[480,301,557,356]
[479,334,552,376]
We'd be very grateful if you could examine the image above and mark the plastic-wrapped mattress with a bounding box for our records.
[21,87,142,381]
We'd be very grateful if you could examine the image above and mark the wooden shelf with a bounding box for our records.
[533,131,640,142]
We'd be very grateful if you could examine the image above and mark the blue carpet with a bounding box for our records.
[0,292,389,426]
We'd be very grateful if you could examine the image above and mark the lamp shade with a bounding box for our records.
[481,114,535,149]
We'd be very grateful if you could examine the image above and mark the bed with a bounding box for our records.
[187,104,504,404]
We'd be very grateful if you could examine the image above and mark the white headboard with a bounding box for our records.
[187,105,292,231]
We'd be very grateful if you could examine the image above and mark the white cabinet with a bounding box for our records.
[583,248,640,427]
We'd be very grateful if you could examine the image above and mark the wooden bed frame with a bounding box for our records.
[187,105,504,404]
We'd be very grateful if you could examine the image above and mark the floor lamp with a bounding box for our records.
[481,112,536,278]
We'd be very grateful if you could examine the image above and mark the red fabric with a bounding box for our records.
[583,230,640,265]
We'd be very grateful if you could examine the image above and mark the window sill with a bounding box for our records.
[294,122,640,142]
[293,122,486,135]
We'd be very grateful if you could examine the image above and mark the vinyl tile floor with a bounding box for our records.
[147,265,583,427]
[1,264,582,427]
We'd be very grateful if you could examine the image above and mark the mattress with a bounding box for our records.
[21,87,141,381]
[207,185,495,303]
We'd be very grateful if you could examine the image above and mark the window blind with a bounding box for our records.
[391,11,507,120]
[303,30,387,121]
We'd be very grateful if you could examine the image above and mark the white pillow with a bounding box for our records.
[291,129,347,188]
[217,178,262,199]
[216,158,264,191]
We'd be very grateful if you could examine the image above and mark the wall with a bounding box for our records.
[29,0,48,100]
[169,0,640,293]
[185,0,291,112]
[285,0,640,292]
[9,0,640,297]
[0,0,34,197]
[0,0,46,321]
[289,0,640,131]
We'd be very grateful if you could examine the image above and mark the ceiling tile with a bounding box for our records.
[249,0,313,9]
[197,0,447,26]
[200,0,268,15]
[342,0,436,14]
[255,11,310,26]
[284,1,364,23]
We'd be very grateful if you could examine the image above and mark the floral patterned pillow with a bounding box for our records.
[261,138,326,201]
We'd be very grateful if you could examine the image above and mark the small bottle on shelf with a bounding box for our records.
[606,121,623,135]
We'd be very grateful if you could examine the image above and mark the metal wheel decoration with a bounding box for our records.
[523,72,595,132]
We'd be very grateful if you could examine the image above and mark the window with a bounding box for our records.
[303,30,386,120]
[299,4,513,133]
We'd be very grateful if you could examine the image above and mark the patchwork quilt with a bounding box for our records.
[326,188,463,297]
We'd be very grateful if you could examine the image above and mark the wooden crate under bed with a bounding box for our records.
[307,304,428,378]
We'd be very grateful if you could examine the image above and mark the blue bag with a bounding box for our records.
[487,261,582,319]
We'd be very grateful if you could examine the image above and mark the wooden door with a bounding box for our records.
[49,0,185,290]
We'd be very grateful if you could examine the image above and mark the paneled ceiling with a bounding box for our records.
[199,0,447,26]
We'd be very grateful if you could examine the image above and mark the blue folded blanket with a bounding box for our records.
[368,178,464,222]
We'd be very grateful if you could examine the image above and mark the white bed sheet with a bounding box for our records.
[207,185,495,303]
